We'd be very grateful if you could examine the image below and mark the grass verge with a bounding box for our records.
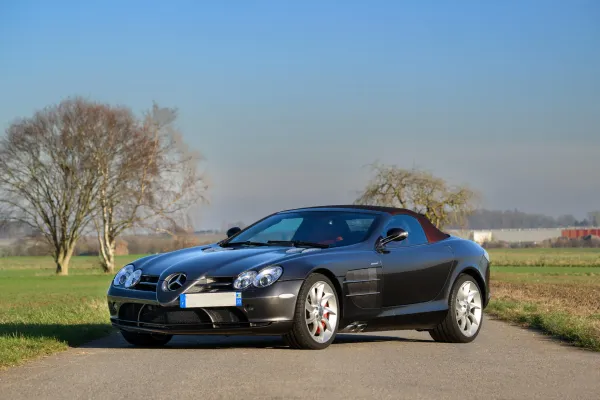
[487,274,600,352]
[487,300,600,351]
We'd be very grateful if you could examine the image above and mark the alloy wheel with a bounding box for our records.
[455,280,482,337]
[304,281,338,343]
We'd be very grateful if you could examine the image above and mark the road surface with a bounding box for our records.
[0,317,598,399]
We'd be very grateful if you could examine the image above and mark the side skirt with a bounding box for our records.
[340,299,449,333]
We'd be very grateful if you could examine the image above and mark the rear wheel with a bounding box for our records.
[120,329,173,347]
[429,274,483,343]
[283,273,339,350]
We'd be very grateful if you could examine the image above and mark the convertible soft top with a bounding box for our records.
[281,205,450,244]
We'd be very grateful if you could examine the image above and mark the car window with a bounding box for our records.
[227,211,380,248]
[383,215,428,247]
[252,218,302,241]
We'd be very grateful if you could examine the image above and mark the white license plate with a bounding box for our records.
[179,292,242,308]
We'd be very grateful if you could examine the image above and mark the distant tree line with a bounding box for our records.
[448,209,600,230]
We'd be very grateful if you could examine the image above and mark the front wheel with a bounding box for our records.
[120,329,173,347]
[283,273,340,350]
[429,274,484,343]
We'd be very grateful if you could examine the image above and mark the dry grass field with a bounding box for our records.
[487,248,600,350]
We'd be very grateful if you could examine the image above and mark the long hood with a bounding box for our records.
[134,245,321,282]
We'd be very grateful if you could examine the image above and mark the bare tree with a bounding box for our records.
[0,99,107,274]
[93,103,208,273]
[355,163,479,229]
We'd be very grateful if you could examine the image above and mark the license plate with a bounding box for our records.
[179,292,242,308]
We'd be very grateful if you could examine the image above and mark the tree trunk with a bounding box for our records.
[55,246,74,275]
[98,234,116,274]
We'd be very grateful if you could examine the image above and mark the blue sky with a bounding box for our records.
[1,1,599,228]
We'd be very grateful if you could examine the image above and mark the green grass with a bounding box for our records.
[487,248,600,267]
[0,256,141,368]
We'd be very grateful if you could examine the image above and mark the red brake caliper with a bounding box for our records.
[315,301,329,335]
[322,301,329,331]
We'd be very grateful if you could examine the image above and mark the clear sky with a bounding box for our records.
[1,1,599,229]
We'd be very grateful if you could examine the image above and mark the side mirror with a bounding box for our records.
[226,227,242,238]
[378,228,408,248]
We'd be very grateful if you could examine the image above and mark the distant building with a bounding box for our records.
[561,228,600,239]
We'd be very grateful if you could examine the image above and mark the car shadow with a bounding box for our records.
[0,322,432,351]
[82,331,433,350]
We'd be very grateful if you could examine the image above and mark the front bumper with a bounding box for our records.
[107,280,303,335]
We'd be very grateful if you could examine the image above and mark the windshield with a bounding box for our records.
[225,211,381,248]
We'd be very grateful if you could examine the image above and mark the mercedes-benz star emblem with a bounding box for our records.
[166,273,187,291]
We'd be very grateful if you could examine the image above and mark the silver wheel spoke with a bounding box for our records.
[310,321,318,335]
[321,293,334,305]
[305,300,315,313]
[463,282,471,294]
[309,288,317,304]
[323,318,332,332]
[323,307,336,315]
[316,284,324,302]
[467,290,477,303]
[465,315,472,332]
[469,312,480,325]
[306,314,317,324]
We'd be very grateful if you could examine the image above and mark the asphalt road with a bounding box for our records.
[1,317,598,400]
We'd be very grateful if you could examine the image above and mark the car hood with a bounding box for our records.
[134,244,321,282]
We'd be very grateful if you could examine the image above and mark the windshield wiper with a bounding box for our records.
[222,241,270,247]
[267,240,330,249]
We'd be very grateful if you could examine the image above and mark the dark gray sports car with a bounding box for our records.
[107,205,490,349]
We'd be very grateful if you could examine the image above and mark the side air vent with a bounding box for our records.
[344,267,382,309]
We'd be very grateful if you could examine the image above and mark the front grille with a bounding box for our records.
[117,303,249,328]
[129,275,234,293]
[130,274,159,292]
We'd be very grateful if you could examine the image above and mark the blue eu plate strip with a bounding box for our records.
[236,292,242,306]
[180,294,186,308]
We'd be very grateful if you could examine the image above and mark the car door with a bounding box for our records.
[379,215,454,307]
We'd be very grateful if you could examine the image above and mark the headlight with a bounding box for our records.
[253,266,283,288]
[113,264,134,286]
[233,270,257,290]
[125,269,142,288]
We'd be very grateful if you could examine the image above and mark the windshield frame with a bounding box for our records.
[219,209,384,248]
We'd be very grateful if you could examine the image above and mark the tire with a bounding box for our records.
[120,329,173,347]
[283,273,340,350]
[429,273,484,343]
